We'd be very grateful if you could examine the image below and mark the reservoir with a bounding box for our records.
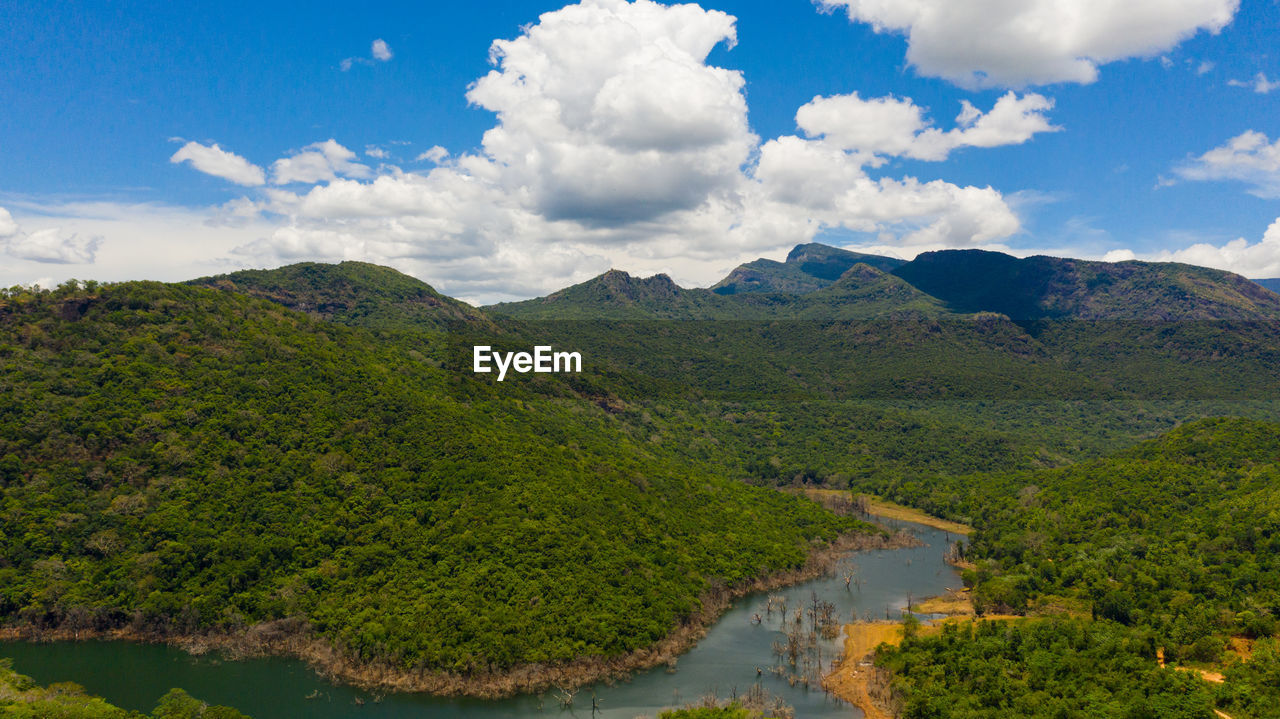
[1,518,959,718]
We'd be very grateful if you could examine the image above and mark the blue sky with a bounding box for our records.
[2,0,1279,302]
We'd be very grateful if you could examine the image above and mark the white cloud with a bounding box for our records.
[818,0,1238,88]
[270,140,372,185]
[0,198,277,288]
[0,207,18,237]
[1196,60,1215,75]
[463,0,754,224]
[415,146,449,163]
[796,91,1057,161]
[1228,72,1280,94]
[6,228,102,264]
[342,38,394,71]
[751,135,1021,246]
[169,141,266,186]
[0,206,103,264]
[1108,219,1280,278]
[1174,131,1280,197]
[365,146,389,159]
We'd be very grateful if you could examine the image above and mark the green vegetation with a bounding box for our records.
[190,261,492,333]
[877,618,1216,719]
[894,250,1280,320]
[0,280,860,680]
[711,243,906,296]
[864,418,1280,718]
[0,659,246,718]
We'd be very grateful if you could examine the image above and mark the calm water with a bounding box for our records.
[1,518,960,718]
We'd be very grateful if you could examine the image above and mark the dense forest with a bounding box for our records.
[0,280,861,689]
[867,418,1280,718]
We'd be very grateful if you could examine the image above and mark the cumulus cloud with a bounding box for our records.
[464,0,754,224]
[1228,72,1280,94]
[818,0,1238,88]
[0,207,102,264]
[1107,219,1280,278]
[169,141,266,186]
[1174,131,1280,197]
[796,91,1058,161]
[271,140,372,185]
[371,39,393,62]
[750,135,1021,246]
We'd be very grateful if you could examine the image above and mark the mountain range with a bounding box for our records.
[490,244,1280,322]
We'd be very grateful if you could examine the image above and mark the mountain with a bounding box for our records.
[711,243,906,295]
[488,262,942,321]
[190,261,493,332]
[785,263,944,319]
[892,249,1280,320]
[492,244,1280,323]
[485,269,714,319]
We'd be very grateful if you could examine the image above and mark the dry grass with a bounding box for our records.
[862,498,972,536]
[792,489,973,535]
[912,589,974,616]
[824,614,1027,718]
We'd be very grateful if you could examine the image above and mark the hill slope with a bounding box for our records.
[711,243,906,296]
[0,281,861,694]
[867,417,1280,719]
[190,261,493,332]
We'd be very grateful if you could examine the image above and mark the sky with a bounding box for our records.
[2,0,1279,304]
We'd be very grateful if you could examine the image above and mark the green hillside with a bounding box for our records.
[190,261,493,333]
[893,250,1280,320]
[0,281,862,691]
[868,418,1280,719]
[711,243,906,295]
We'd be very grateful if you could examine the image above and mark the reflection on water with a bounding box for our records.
[1,519,960,719]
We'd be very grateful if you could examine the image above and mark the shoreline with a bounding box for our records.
[0,529,919,699]
[792,488,974,536]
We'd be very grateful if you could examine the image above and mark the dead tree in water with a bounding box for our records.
[555,687,577,708]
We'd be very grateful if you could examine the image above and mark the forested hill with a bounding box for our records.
[867,418,1280,719]
[190,261,494,333]
[711,243,906,295]
[0,280,861,691]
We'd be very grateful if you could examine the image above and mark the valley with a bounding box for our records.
[3,243,1279,717]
